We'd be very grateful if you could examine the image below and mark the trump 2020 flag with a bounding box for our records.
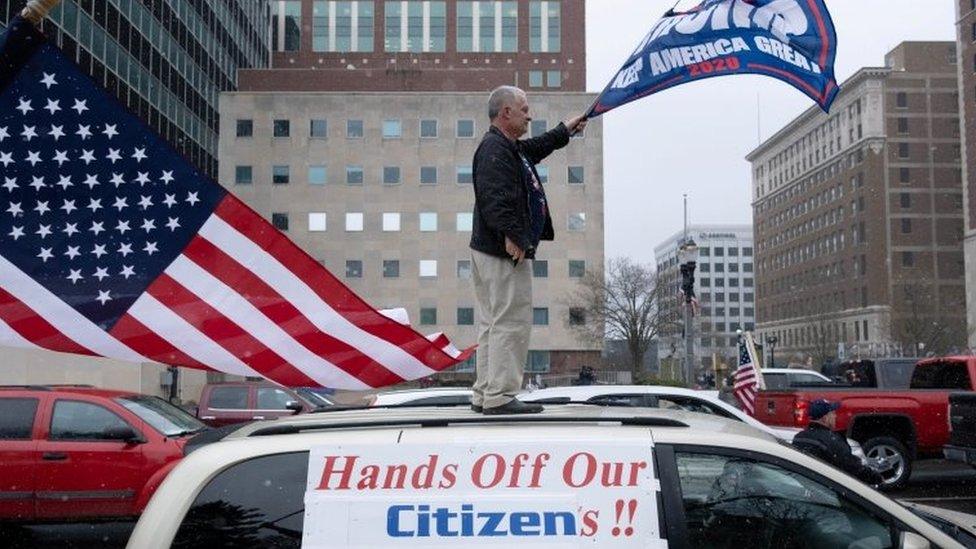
[0,15,472,390]
[588,0,839,117]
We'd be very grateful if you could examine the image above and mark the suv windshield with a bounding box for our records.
[117,395,206,437]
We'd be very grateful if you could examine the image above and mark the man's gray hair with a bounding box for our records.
[488,85,524,120]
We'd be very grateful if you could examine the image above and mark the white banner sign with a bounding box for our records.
[302,441,665,548]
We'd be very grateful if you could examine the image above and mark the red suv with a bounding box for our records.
[0,385,206,523]
[196,382,333,427]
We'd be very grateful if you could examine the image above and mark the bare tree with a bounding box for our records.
[896,283,965,356]
[809,302,837,368]
[564,258,670,380]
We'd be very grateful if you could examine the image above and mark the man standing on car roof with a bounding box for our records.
[793,399,884,486]
[468,85,586,415]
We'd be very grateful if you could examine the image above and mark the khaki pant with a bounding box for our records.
[470,249,532,409]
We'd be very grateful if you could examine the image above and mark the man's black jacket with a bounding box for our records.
[793,423,884,485]
[469,123,570,259]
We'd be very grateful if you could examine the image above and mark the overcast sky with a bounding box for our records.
[584,0,958,266]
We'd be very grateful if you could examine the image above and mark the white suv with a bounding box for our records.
[129,406,973,548]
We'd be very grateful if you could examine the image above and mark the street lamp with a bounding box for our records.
[678,239,699,387]
[767,335,778,369]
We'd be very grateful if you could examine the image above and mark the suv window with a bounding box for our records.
[257,388,296,410]
[209,387,249,409]
[675,452,895,548]
[0,397,38,439]
[762,373,787,390]
[587,394,653,407]
[657,396,735,419]
[911,361,973,390]
[790,373,827,385]
[49,400,131,441]
[172,452,308,548]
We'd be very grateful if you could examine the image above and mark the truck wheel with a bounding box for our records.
[863,436,912,490]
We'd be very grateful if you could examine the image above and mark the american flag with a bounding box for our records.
[733,333,764,415]
[0,16,472,389]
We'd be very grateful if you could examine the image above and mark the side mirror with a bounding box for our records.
[900,532,930,549]
[103,425,144,444]
[285,401,303,415]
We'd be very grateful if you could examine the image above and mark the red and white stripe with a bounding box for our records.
[733,335,764,416]
[0,195,473,389]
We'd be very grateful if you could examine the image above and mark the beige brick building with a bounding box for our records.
[749,42,966,365]
[219,91,604,378]
[957,1,976,349]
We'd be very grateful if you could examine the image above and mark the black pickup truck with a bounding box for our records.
[944,392,976,467]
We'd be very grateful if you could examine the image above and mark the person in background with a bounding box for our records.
[793,399,883,486]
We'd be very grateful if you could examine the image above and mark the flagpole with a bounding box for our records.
[20,0,61,25]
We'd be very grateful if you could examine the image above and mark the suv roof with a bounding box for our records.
[0,385,139,398]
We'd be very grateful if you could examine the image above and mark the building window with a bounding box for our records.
[385,1,446,52]
[567,166,584,184]
[272,213,289,231]
[547,70,562,88]
[526,350,550,373]
[347,119,364,138]
[699,263,710,273]
[383,166,401,185]
[419,212,438,232]
[713,247,724,257]
[383,259,400,278]
[313,1,375,53]
[533,260,548,278]
[235,166,253,185]
[308,212,327,232]
[420,307,437,325]
[568,212,586,231]
[457,307,475,326]
[897,117,908,135]
[743,247,753,256]
[456,119,475,138]
[236,119,253,137]
[420,119,438,138]
[744,278,754,288]
[457,260,472,279]
[272,0,302,52]
[383,119,402,138]
[900,218,912,234]
[728,264,739,273]
[700,278,711,288]
[529,70,544,87]
[346,165,364,185]
[456,166,473,184]
[420,260,438,278]
[420,166,438,185]
[900,167,910,183]
[308,165,328,185]
[530,119,547,137]
[896,92,907,109]
[310,119,328,138]
[345,260,363,278]
[272,165,290,184]
[273,119,290,137]
[345,212,364,231]
[533,307,549,325]
[457,0,518,52]
[382,212,401,231]
[901,251,914,267]
[714,263,725,273]
[569,260,585,278]
[569,307,586,326]
[898,142,909,159]
[529,0,561,52]
[456,212,473,232]
[536,165,549,183]
[900,193,910,208]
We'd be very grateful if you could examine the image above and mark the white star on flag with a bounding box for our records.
[110,173,125,187]
[6,202,22,216]
[138,195,153,210]
[66,269,83,284]
[20,125,37,141]
[55,175,72,189]
[115,220,130,234]
[35,224,51,238]
[140,218,156,232]
[95,290,112,305]
[43,99,60,115]
[102,124,118,139]
[64,245,81,260]
[89,221,105,235]
[162,194,176,208]
[25,151,41,166]
[118,243,133,257]
[106,148,121,163]
[0,126,8,141]
[48,125,64,140]
[0,152,13,167]
[37,247,53,262]
[2,178,16,192]
[143,241,159,255]
[79,150,95,164]
[165,217,180,231]
[160,171,174,185]
[186,192,200,206]
[87,198,102,212]
[8,226,24,240]
[112,196,127,211]
[34,201,49,215]
[119,265,135,279]
[60,199,77,215]
[71,98,88,114]
[134,172,150,185]
[29,176,44,191]
[63,222,79,237]
[52,150,68,166]
[132,147,147,162]
[83,174,99,189]
[15,98,32,115]
[40,73,57,88]
[92,244,107,258]
[93,267,109,281]
[75,125,92,140]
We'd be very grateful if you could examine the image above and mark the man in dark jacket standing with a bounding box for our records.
[469,85,586,415]
[793,399,884,486]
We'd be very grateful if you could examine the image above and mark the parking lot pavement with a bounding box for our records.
[890,459,976,515]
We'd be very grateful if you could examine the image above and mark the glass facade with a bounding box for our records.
[385,1,445,52]
[456,1,516,53]
[0,0,272,178]
[313,1,375,52]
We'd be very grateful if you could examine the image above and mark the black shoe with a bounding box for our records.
[483,399,543,415]
[470,404,483,413]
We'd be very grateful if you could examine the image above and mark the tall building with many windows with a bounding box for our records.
[957,1,976,349]
[749,42,965,365]
[654,226,755,373]
[0,0,271,177]
[0,1,271,397]
[221,0,603,378]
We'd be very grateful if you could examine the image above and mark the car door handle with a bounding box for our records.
[42,452,68,461]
